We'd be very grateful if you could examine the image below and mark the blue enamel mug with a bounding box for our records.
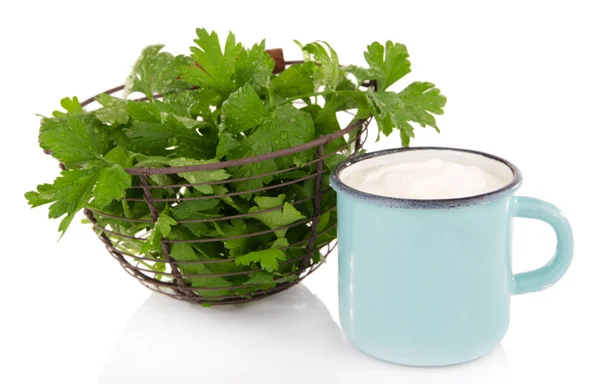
[330,147,573,366]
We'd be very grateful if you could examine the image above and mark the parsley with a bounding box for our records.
[26,29,446,298]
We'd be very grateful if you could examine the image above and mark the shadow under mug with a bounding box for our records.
[330,147,574,366]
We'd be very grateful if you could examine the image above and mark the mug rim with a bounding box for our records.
[330,146,523,209]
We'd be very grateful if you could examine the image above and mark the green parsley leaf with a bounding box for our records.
[244,270,276,289]
[249,194,306,237]
[271,63,315,99]
[163,88,222,118]
[183,217,220,239]
[398,81,447,130]
[364,41,411,91]
[214,218,253,253]
[181,29,240,96]
[94,94,129,126]
[39,115,111,167]
[170,242,198,261]
[345,65,371,88]
[52,96,84,118]
[297,41,340,90]
[324,154,347,171]
[135,156,230,193]
[366,82,446,144]
[26,144,134,235]
[127,101,161,122]
[316,210,331,233]
[156,212,177,237]
[26,167,103,236]
[94,164,131,207]
[220,84,270,134]
[235,248,286,272]
[302,103,346,153]
[366,90,402,137]
[233,40,274,90]
[170,243,233,297]
[103,146,133,168]
[119,119,215,158]
[125,44,193,99]
[215,132,240,160]
[166,158,230,194]
[212,185,249,213]
[171,197,221,220]
[229,104,315,192]
[271,237,289,248]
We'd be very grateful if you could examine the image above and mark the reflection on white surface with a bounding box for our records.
[98,285,509,384]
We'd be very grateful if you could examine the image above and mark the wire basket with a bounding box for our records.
[74,52,372,305]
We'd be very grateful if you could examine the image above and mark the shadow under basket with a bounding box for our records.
[77,55,372,305]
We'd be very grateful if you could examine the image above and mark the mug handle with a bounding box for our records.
[511,196,574,295]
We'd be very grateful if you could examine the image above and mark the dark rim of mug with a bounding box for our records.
[330,147,523,209]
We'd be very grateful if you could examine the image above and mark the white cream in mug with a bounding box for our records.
[342,158,507,200]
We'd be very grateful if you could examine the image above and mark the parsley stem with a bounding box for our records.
[122,192,133,219]
[276,90,360,107]
[276,91,332,106]
[266,83,275,108]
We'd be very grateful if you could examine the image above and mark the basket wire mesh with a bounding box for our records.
[75,56,372,305]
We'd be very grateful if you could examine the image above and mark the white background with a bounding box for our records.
[1,1,599,383]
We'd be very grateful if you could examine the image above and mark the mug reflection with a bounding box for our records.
[98,285,508,384]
